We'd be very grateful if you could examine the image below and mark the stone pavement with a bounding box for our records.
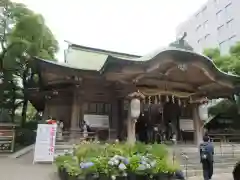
[0,150,234,180]
[0,152,58,180]
[188,173,232,180]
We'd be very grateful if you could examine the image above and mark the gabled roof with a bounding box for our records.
[39,45,240,83]
[32,41,240,103]
[66,41,141,58]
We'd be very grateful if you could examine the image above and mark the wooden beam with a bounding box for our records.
[192,62,234,88]
[137,79,197,92]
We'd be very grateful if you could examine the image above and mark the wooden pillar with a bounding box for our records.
[43,100,50,120]
[70,89,80,130]
[193,104,203,145]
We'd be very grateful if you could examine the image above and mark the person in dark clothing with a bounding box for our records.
[199,136,214,180]
[233,161,240,180]
[136,114,148,143]
[174,170,185,180]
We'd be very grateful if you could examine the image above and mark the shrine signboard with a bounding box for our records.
[0,129,15,152]
[33,124,57,163]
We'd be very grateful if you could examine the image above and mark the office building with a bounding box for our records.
[177,0,240,54]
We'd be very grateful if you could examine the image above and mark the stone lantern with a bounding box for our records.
[126,91,145,145]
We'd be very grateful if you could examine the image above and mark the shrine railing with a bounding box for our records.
[60,129,117,143]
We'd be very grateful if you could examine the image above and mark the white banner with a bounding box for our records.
[33,124,57,163]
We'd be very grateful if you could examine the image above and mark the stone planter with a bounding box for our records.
[58,167,68,180]
[127,173,148,180]
[58,168,176,180]
[152,173,174,180]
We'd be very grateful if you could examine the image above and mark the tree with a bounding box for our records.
[10,7,58,126]
[204,42,240,75]
[204,42,240,115]
[0,0,58,125]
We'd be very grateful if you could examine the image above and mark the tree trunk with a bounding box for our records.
[21,97,28,127]
[10,82,16,122]
[236,95,240,114]
[21,69,28,127]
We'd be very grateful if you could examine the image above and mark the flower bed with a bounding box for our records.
[55,142,182,180]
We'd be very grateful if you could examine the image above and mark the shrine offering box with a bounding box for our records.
[0,123,17,153]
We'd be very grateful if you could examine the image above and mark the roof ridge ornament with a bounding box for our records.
[169,32,194,51]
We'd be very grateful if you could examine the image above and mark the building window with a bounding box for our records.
[203,20,208,29]
[196,25,201,31]
[226,18,234,29]
[87,102,111,115]
[205,34,210,40]
[216,10,223,20]
[195,12,200,18]
[228,35,237,48]
[225,2,232,19]
[217,25,224,35]
[219,40,229,54]
[202,6,207,13]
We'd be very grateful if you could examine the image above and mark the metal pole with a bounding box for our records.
[232,144,235,158]
[220,141,223,157]
[181,153,188,179]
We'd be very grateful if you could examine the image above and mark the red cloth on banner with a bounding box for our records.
[46,119,56,124]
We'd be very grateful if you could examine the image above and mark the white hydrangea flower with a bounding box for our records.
[137,164,146,171]
[146,163,151,169]
[118,163,127,170]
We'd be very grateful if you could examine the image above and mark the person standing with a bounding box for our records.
[199,136,214,180]
[82,121,91,139]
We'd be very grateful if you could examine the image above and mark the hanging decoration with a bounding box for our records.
[138,88,195,98]
[137,89,201,106]
[148,96,151,105]
[178,98,181,106]
[183,101,186,107]
[154,96,158,104]
[158,94,161,104]
[172,95,175,103]
[189,96,192,103]
[166,95,169,102]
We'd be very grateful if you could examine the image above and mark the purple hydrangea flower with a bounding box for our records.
[80,162,94,169]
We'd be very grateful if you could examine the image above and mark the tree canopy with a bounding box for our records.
[0,0,58,125]
[204,42,240,116]
[203,42,240,75]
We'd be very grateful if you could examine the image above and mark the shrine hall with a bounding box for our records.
[28,37,240,144]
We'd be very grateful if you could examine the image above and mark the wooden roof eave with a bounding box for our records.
[34,57,102,87]
[35,57,100,75]
[102,48,240,92]
[33,47,240,99]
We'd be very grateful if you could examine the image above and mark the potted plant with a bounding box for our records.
[55,142,181,180]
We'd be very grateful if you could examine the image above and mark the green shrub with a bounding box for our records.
[56,142,180,178]
[15,128,36,146]
[24,121,38,130]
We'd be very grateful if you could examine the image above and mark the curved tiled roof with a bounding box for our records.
[35,46,240,85]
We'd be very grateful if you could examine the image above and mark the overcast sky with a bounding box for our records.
[13,0,207,61]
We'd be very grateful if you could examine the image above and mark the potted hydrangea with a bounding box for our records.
[55,142,181,180]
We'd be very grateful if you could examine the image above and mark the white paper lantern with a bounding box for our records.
[198,104,208,121]
[130,98,141,119]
